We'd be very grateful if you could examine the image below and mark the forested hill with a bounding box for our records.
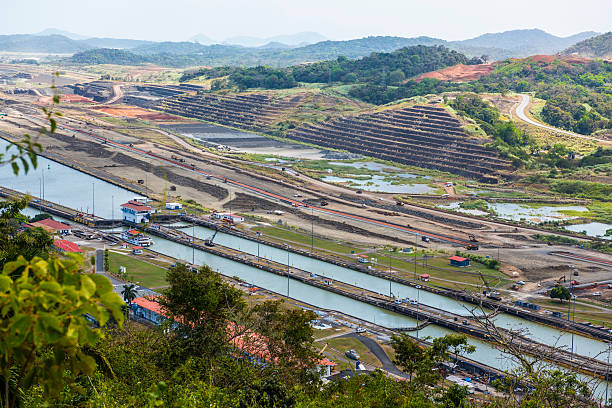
[182,45,481,88]
[562,32,612,59]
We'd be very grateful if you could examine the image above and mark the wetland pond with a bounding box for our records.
[439,202,589,223]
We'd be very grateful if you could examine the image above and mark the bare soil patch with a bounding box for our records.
[91,105,182,122]
[416,64,495,82]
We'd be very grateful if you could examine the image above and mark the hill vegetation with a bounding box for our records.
[562,32,612,59]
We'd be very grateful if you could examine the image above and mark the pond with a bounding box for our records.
[322,175,436,194]
[564,222,612,240]
[438,202,589,223]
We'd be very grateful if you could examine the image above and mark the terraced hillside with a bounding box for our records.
[157,92,302,132]
[287,105,512,182]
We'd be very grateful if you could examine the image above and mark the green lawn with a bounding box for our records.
[325,336,382,369]
[252,226,360,254]
[108,251,169,289]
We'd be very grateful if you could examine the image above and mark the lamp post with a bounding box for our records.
[286,245,290,297]
[92,182,95,219]
[192,223,195,265]
[256,231,261,258]
[414,234,417,281]
[388,248,392,298]
[311,207,314,252]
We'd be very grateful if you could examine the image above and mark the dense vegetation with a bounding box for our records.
[562,31,612,59]
[180,45,482,90]
[349,57,612,136]
[70,48,149,65]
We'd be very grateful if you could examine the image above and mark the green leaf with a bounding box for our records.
[89,274,113,295]
[80,275,96,298]
[0,275,12,291]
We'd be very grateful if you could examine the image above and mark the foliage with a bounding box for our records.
[229,66,297,90]
[455,250,500,270]
[550,286,571,302]
[550,180,612,200]
[28,213,53,223]
[70,48,149,65]
[562,32,612,59]
[532,233,612,253]
[0,198,53,271]
[0,255,124,406]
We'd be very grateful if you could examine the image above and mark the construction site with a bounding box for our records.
[1,64,611,396]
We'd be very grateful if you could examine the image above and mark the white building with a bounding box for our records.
[211,212,244,223]
[165,202,183,210]
[121,200,154,223]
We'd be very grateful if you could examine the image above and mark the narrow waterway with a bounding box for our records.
[178,225,610,363]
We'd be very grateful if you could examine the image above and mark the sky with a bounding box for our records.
[3,0,611,42]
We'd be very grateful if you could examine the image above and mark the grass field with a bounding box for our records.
[108,251,169,289]
[325,336,382,369]
[252,225,362,254]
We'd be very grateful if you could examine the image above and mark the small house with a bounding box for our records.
[28,218,73,235]
[419,274,430,282]
[449,256,470,267]
[357,255,369,263]
[53,239,83,253]
[165,202,183,210]
[212,212,244,223]
[132,246,144,255]
[121,200,154,224]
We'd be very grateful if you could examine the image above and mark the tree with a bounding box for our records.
[121,284,138,309]
[437,383,470,408]
[434,333,475,372]
[0,198,53,272]
[388,69,406,85]
[0,255,124,407]
[104,248,110,271]
[391,333,430,381]
[29,213,53,223]
[550,286,571,303]
[158,263,247,363]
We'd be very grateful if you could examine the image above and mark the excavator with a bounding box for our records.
[204,228,218,247]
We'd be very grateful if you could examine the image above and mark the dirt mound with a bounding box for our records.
[91,105,181,122]
[416,64,495,82]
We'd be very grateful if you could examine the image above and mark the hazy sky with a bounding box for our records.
[4,0,611,41]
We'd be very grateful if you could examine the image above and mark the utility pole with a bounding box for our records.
[112,195,114,224]
[416,288,420,339]
[605,341,610,405]
[311,207,314,252]
[92,182,95,218]
[388,249,392,298]
[256,231,261,258]
[192,223,195,265]
[286,245,290,297]
[414,234,417,280]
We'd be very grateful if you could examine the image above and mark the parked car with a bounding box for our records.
[345,349,360,360]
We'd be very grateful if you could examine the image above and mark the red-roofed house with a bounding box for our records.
[131,296,337,375]
[121,200,153,223]
[449,256,470,267]
[53,239,83,253]
[28,218,72,235]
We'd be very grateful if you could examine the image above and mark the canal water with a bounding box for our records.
[0,139,136,219]
[2,143,610,384]
[177,225,610,363]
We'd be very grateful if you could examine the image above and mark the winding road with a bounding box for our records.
[514,94,608,143]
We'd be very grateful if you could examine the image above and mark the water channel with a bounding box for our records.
[1,144,609,396]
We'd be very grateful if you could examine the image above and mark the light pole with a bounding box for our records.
[92,182,95,219]
[112,195,114,224]
[192,223,195,265]
[286,245,290,297]
[605,341,610,405]
[416,288,420,339]
[256,231,261,258]
[414,234,417,281]
[388,248,392,298]
[311,207,314,252]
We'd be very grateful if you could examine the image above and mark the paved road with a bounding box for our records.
[514,94,608,143]
[95,249,104,273]
[341,333,408,378]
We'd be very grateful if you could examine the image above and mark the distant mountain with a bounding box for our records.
[257,42,292,50]
[449,28,599,57]
[132,41,208,55]
[0,34,90,53]
[70,48,149,64]
[189,34,217,45]
[561,32,612,59]
[36,28,89,40]
[223,32,326,47]
[79,37,154,49]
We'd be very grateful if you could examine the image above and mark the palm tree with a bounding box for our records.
[121,284,137,319]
